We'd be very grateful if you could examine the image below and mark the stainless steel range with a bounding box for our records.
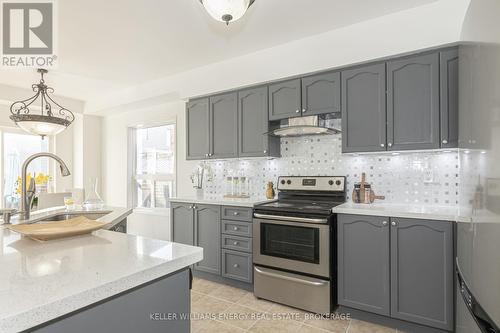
[252,176,346,314]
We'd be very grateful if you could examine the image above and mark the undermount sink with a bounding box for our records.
[36,212,111,223]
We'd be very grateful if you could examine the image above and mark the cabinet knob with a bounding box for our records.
[193,205,197,210]
[391,221,397,226]
[295,109,300,113]
[208,153,213,157]
[205,153,209,157]
[388,143,393,148]
[233,241,239,246]
[233,211,239,216]
[380,143,385,148]
[233,264,239,268]
[442,139,448,144]
[263,150,267,154]
[302,108,307,113]
[382,221,388,226]
[233,226,238,231]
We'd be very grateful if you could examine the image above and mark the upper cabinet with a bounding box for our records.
[440,49,459,148]
[301,72,341,116]
[341,48,458,153]
[268,79,302,120]
[238,87,280,158]
[186,98,210,160]
[342,64,387,153]
[187,46,459,158]
[387,53,440,151]
[209,93,238,159]
[269,73,341,121]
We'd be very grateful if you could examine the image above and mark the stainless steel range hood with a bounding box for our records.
[268,116,341,137]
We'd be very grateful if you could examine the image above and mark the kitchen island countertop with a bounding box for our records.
[0,207,203,333]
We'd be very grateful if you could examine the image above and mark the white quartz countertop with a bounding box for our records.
[169,196,276,207]
[0,216,203,332]
[332,202,460,222]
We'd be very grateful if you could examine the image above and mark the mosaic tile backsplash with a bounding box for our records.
[202,134,459,206]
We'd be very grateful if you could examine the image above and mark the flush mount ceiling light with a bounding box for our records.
[199,0,255,25]
[10,68,74,138]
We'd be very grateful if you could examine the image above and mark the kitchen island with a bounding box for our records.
[0,207,203,333]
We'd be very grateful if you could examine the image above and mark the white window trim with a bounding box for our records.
[127,120,177,213]
[0,126,55,208]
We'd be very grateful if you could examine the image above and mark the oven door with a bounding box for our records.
[253,214,330,278]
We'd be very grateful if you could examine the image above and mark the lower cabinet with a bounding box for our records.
[171,202,253,284]
[337,214,390,315]
[337,214,454,331]
[194,204,221,275]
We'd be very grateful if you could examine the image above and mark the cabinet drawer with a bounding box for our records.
[222,249,252,283]
[221,206,253,222]
[222,234,252,253]
[222,220,252,237]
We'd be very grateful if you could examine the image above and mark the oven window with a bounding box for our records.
[261,223,319,264]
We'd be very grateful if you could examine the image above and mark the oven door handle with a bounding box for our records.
[254,266,328,286]
[253,213,327,224]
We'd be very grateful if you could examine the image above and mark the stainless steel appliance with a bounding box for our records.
[456,1,500,332]
[253,176,345,314]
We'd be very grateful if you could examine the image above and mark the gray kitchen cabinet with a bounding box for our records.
[171,202,194,246]
[341,63,387,153]
[387,53,440,150]
[186,98,210,160]
[194,204,221,275]
[390,217,454,331]
[222,249,253,283]
[301,72,341,116]
[337,214,390,316]
[440,48,459,148]
[268,79,302,120]
[238,87,279,157]
[209,93,238,159]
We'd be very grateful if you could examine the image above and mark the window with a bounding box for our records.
[129,124,176,209]
[2,131,50,208]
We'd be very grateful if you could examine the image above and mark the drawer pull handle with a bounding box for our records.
[233,227,238,231]
[233,264,239,268]
[233,212,239,216]
[233,241,239,245]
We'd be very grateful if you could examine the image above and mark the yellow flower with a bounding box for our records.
[15,173,51,195]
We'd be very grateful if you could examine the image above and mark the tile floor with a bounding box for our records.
[191,277,400,333]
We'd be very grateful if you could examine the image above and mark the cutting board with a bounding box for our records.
[8,216,106,241]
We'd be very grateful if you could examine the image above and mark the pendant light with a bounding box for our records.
[10,69,74,138]
[199,0,255,25]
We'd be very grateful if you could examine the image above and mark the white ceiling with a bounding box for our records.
[0,0,437,102]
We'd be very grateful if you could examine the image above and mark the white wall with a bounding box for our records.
[87,0,470,115]
[101,100,198,241]
[101,100,197,206]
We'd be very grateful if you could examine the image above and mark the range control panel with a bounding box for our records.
[277,176,345,192]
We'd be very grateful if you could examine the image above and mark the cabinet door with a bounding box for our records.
[210,93,238,159]
[301,72,341,116]
[337,214,390,315]
[440,49,459,148]
[171,203,194,245]
[387,53,440,150]
[268,79,301,120]
[390,218,454,331]
[194,204,221,275]
[238,87,270,157]
[341,64,387,153]
[186,98,210,160]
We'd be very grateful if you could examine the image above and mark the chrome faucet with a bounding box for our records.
[18,153,71,220]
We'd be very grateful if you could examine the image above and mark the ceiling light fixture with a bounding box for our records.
[10,69,74,138]
[199,0,255,25]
